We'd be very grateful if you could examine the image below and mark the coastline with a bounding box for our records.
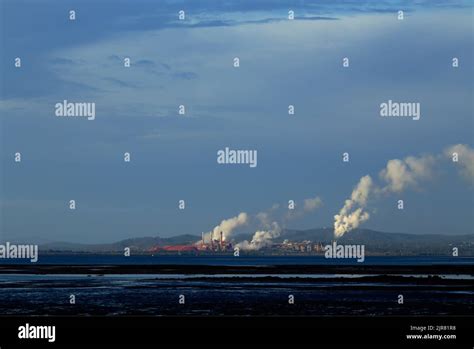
[1,263,473,275]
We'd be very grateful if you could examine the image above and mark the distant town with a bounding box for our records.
[33,228,474,257]
[152,234,326,254]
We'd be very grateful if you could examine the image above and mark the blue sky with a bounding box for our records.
[0,0,473,243]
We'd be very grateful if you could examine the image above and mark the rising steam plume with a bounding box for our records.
[237,196,323,250]
[201,196,323,251]
[333,144,473,238]
[203,212,248,243]
[333,175,373,238]
[444,144,474,184]
[235,222,282,251]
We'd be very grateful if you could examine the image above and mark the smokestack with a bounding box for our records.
[206,212,248,244]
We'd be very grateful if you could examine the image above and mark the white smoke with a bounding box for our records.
[334,154,433,238]
[444,144,474,184]
[285,195,323,221]
[243,197,323,250]
[379,155,435,193]
[236,221,282,251]
[204,212,248,242]
[256,211,272,228]
[303,196,323,212]
[333,145,472,238]
[333,175,373,238]
[236,208,283,250]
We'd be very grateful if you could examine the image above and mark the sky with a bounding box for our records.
[0,0,473,243]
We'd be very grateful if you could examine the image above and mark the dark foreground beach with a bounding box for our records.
[1,262,474,275]
[0,259,473,316]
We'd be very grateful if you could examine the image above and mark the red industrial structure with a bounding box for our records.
[148,231,236,254]
[149,245,197,253]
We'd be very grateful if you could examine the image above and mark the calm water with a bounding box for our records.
[1,255,473,265]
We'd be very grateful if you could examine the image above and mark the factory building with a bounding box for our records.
[197,231,233,252]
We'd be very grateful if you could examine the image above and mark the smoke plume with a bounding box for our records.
[444,144,474,184]
[379,155,435,193]
[333,175,373,238]
[333,145,472,238]
[204,212,248,242]
[303,196,323,212]
[236,221,282,251]
[334,154,434,238]
[285,195,323,221]
[236,195,323,250]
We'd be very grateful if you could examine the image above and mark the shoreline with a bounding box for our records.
[1,264,473,275]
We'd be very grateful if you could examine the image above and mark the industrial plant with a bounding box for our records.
[149,232,326,255]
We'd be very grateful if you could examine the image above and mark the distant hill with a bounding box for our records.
[275,228,474,255]
[39,234,199,253]
[36,228,474,255]
[279,228,474,244]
